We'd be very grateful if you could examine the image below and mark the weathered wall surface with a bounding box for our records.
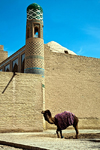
[0,45,8,63]
[0,45,100,131]
[0,72,43,132]
[44,45,100,129]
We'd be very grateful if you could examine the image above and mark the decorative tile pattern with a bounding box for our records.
[25,38,44,76]
[24,67,44,76]
[27,9,43,21]
[25,58,44,69]
[25,41,44,57]
[25,55,44,60]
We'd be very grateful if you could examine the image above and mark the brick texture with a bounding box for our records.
[0,49,8,63]
[44,45,100,129]
[0,72,43,132]
[0,44,100,130]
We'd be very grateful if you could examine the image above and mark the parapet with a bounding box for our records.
[0,45,4,51]
[0,45,8,63]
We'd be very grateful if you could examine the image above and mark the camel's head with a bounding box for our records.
[41,110,51,117]
[41,110,52,121]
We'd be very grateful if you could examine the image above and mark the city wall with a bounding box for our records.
[44,45,100,129]
[0,72,43,132]
[0,45,100,131]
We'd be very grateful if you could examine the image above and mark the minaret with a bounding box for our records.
[24,3,46,129]
[24,3,44,77]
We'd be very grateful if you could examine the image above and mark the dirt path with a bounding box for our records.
[0,132,100,150]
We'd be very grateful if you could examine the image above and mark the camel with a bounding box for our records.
[41,110,79,139]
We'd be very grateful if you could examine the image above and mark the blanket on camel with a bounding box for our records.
[55,111,75,130]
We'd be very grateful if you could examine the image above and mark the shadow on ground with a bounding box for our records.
[26,133,100,139]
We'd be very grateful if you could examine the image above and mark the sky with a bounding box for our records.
[0,0,100,58]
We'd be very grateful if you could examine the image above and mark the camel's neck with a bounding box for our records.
[48,117,55,124]
[45,114,55,124]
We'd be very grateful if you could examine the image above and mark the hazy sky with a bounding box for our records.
[0,0,100,58]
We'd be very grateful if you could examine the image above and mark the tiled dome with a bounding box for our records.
[27,3,43,21]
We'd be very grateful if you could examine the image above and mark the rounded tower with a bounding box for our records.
[24,3,44,77]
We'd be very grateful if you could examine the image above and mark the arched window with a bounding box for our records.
[5,64,10,72]
[34,27,39,38]
[12,58,18,73]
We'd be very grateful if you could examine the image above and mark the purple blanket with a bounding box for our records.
[55,111,75,130]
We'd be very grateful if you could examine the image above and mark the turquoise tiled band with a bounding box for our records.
[24,67,44,76]
[25,55,44,60]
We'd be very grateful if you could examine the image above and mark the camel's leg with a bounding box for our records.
[56,128,64,138]
[60,130,64,138]
[74,124,79,139]
[56,129,59,138]
[73,116,79,139]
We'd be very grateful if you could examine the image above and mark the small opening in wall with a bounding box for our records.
[64,50,68,54]
[34,27,39,38]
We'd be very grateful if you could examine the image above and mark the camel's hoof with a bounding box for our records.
[75,136,78,139]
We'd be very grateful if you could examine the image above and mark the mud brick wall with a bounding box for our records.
[0,72,43,132]
[44,45,100,129]
[0,45,8,63]
[0,45,100,131]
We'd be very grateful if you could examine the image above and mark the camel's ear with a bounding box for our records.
[41,111,45,114]
[46,110,51,117]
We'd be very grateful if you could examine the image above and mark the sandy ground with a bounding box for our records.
[0,130,100,150]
